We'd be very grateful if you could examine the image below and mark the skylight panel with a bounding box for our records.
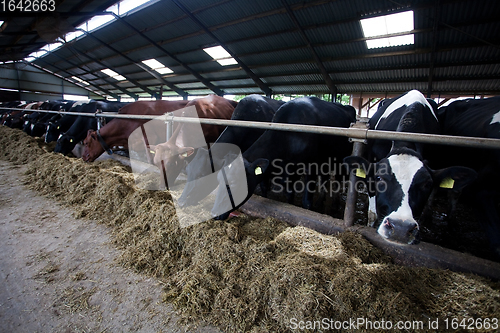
[86,14,115,32]
[142,59,164,69]
[360,10,414,49]
[119,0,152,15]
[25,49,48,62]
[101,69,126,81]
[155,67,174,74]
[217,58,238,66]
[203,45,238,66]
[141,59,173,74]
[106,3,119,15]
[42,42,63,52]
[71,76,90,85]
[64,30,84,42]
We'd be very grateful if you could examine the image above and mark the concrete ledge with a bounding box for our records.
[241,195,500,281]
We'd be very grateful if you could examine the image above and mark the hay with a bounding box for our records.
[2,125,500,332]
[53,286,98,314]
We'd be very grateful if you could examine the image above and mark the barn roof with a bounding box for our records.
[1,0,499,99]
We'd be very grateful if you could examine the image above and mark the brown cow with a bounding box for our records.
[149,95,237,185]
[82,100,189,162]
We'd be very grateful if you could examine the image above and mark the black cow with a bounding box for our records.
[54,101,127,155]
[212,97,356,220]
[431,96,500,256]
[177,95,284,207]
[345,90,476,244]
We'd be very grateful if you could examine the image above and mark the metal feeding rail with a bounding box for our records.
[4,107,500,150]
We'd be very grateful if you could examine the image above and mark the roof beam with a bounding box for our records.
[170,0,272,97]
[110,13,224,96]
[48,43,139,100]
[280,0,337,98]
[35,50,128,100]
[28,61,108,99]
[78,29,188,99]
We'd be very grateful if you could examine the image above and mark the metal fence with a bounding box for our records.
[4,107,500,150]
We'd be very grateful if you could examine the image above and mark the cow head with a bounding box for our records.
[345,148,476,244]
[212,156,268,220]
[177,148,216,207]
[45,122,61,143]
[82,130,103,162]
[150,142,195,187]
[54,134,78,155]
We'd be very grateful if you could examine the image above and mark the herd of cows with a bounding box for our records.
[1,90,500,259]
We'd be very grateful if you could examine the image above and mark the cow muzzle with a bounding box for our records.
[377,217,419,244]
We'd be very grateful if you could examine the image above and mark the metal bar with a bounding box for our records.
[344,119,369,227]
[4,108,500,149]
[166,112,173,141]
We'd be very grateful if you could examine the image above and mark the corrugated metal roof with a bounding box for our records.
[1,0,499,99]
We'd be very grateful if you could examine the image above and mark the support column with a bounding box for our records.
[344,118,369,227]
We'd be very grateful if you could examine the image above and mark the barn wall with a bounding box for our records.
[0,63,101,101]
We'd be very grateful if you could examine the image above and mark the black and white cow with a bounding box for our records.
[177,95,284,207]
[31,101,67,137]
[345,90,476,244]
[431,96,500,256]
[212,97,356,220]
[44,100,80,143]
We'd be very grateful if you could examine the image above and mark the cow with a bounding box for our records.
[44,101,81,143]
[81,100,190,162]
[21,102,46,134]
[430,96,500,256]
[344,90,476,244]
[3,102,31,128]
[29,100,68,137]
[177,94,284,207]
[212,96,356,220]
[146,95,237,185]
[54,101,127,155]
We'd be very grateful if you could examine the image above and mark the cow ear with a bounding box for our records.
[343,156,373,178]
[431,166,477,191]
[250,158,269,176]
[344,156,376,195]
[179,147,195,159]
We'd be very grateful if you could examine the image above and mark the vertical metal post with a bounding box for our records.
[96,109,103,130]
[166,112,173,141]
[344,118,369,227]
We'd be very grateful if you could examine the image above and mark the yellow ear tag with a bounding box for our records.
[69,139,73,143]
[356,168,366,178]
[57,126,60,129]
[181,152,188,157]
[255,166,262,175]
[440,177,455,189]
[149,150,155,154]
